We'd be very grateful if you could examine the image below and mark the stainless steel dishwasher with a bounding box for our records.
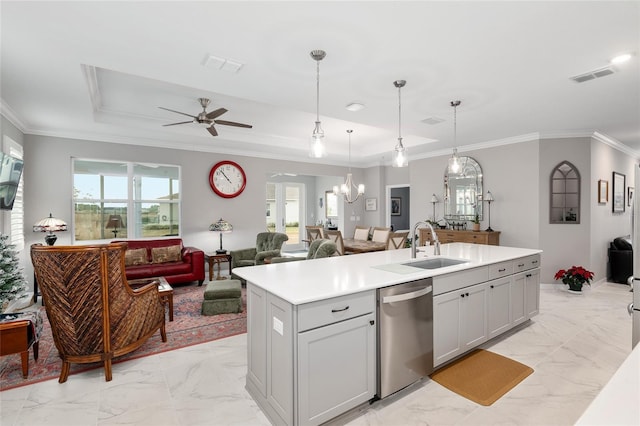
[377,277,433,399]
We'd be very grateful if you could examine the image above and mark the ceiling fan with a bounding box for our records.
[158,97,252,137]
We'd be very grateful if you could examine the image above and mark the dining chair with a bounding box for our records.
[304,226,325,246]
[353,226,370,241]
[371,227,391,245]
[325,230,345,255]
[387,231,409,250]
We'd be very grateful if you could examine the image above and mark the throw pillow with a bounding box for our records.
[151,245,182,264]
[124,248,149,266]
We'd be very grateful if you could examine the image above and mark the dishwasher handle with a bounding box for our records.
[382,285,432,304]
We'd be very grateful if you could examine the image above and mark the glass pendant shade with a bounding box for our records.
[393,138,408,167]
[309,50,327,158]
[392,80,408,167]
[447,100,462,174]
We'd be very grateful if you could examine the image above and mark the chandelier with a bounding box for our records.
[309,49,327,158]
[448,100,461,174]
[392,79,408,167]
[334,130,364,204]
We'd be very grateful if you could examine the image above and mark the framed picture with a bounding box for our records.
[598,180,608,204]
[391,197,401,216]
[365,198,377,211]
[629,186,635,207]
[612,172,625,213]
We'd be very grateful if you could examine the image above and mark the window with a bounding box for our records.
[550,161,580,224]
[2,136,24,251]
[73,159,180,241]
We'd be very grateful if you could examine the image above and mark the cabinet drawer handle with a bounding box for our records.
[518,263,525,267]
[526,274,532,278]
[331,306,349,313]
[532,260,538,264]
[498,268,506,272]
[490,285,494,288]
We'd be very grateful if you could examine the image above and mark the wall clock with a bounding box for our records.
[209,160,247,198]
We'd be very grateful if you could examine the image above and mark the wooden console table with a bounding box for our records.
[420,228,500,246]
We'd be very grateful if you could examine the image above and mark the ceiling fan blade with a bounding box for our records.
[158,106,197,119]
[206,108,228,120]
[207,125,218,137]
[162,120,194,127]
[214,119,253,129]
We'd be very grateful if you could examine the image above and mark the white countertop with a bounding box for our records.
[575,343,640,425]
[234,243,542,305]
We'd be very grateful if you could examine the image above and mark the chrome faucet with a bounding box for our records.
[411,221,441,258]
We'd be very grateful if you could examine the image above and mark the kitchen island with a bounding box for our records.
[235,242,542,426]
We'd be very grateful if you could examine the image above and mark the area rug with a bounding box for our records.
[0,284,246,391]
[430,349,533,406]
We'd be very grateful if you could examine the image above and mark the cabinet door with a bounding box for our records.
[297,313,376,426]
[461,283,488,350]
[487,277,511,338]
[433,291,463,366]
[525,269,540,319]
[511,273,527,326]
[247,284,267,397]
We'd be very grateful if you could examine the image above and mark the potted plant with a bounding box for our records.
[472,213,480,231]
[554,265,594,293]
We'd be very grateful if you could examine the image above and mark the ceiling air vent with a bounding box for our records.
[421,116,445,125]
[570,66,615,83]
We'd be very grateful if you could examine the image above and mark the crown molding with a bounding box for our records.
[591,131,640,159]
[0,99,27,132]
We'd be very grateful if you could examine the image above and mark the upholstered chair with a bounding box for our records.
[353,226,370,241]
[270,239,337,263]
[231,232,289,278]
[30,242,167,383]
[371,227,391,245]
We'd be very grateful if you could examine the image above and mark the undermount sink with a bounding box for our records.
[402,257,468,270]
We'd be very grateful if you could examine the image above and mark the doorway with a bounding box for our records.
[266,182,305,251]
[386,184,410,231]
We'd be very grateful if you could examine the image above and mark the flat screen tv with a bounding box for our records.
[0,152,24,210]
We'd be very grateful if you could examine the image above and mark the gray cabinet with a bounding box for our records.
[433,254,541,367]
[487,276,512,338]
[298,312,376,425]
[246,285,376,426]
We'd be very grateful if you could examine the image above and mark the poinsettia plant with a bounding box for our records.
[554,265,594,291]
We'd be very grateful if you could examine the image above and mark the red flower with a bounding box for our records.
[555,265,594,289]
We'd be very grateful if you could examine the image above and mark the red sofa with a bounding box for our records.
[114,238,205,286]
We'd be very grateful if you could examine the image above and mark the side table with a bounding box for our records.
[0,311,42,378]
[205,253,232,281]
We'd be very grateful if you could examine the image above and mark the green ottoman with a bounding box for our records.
[201,279,242,316]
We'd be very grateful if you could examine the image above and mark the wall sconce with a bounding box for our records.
[430,194,439,222]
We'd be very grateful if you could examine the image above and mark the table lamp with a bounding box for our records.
[209,218,233,254]
[430,194,439,222]
[484,191,495,232]
[33,213,68,246]
[106,214,123,238]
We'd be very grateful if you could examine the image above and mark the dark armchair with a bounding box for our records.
[31,242,167,383]
[608,236,632,284]
[231,232,288,279]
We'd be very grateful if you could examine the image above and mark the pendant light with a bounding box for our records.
[334,130,365,203]
[392,80,408,167]
[309,49,327,158]
[448,100,461,174]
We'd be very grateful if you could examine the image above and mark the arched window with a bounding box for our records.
[550,161,580,224]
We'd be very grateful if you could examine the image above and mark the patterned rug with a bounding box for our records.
[0,284,246,391]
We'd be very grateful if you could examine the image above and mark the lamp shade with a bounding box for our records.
[209,218,233,233]
[33,213,67,233]
[430,194,439,203]
[106,215,123,229]
[33,213,67,246]
[485,191,495,202]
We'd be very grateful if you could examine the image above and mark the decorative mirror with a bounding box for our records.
[444,156,483,221]
[550,161,580,223]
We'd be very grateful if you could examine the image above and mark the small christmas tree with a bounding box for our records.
[0,233,27,311]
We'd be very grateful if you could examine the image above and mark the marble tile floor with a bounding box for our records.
[0,282,633,426]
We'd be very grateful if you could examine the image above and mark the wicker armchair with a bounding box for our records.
[31,242,167,383]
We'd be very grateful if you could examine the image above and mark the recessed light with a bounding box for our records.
[611,53,632,64]
[345,102,365,112]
